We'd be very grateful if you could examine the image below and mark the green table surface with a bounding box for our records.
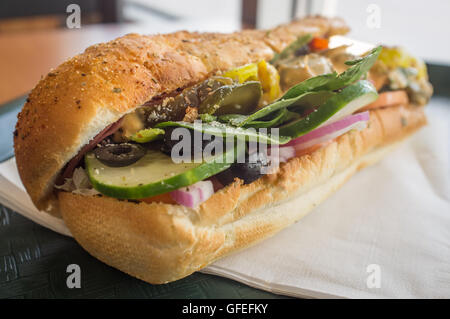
[0,96,286,299]
[2,63,447,299]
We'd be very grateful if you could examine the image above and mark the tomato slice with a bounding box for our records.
[309,37,329,52]
[141,192,176,204]
[361,90,409,111]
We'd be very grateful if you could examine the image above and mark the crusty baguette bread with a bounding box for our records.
[14,16,349,213]
[59,104,426,284]
[13,15,428,284]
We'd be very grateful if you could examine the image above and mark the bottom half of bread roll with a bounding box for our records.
[59,104,426,284]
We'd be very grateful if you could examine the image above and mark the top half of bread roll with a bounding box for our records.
[13,16,349,212]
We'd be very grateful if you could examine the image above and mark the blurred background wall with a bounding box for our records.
[0,0,119,31]
[0,0,447,64]
[0,0,242,33]
[0,0,448,103]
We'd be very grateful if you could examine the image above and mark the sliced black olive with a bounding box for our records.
[215,151,270,185]
[295,44,310,57]
[94,143,146,167]
[214,167,235,186]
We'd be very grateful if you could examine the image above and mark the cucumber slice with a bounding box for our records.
[279,80,378,138]
[85,148,236,199]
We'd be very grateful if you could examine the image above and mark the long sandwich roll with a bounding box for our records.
[14,16,432,284]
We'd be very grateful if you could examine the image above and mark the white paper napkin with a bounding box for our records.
[1,99,449,298]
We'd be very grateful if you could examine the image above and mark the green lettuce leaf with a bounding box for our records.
[155,121,291,145]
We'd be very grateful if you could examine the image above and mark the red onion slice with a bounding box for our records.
[269,146,296,164]
[170,180,214,208]
[286,111,369,150]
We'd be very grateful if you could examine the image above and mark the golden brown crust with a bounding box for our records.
[14,16,348,212]
[59,104,427,284]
